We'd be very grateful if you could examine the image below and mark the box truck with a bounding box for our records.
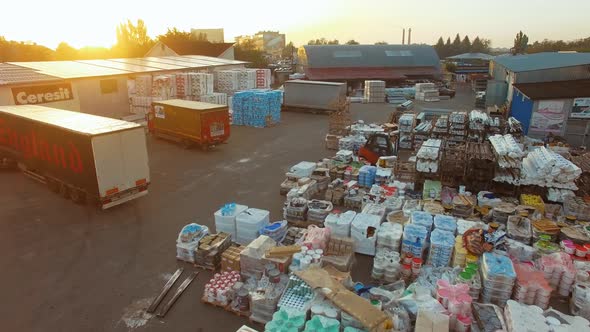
[150,99,230,150]
[282,80,347,113]
[0,105,150,209]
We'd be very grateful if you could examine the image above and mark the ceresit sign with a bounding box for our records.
[12,83,74,105]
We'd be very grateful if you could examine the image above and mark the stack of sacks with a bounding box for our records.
[428,229,455,267]
[231,90,282,127]
[338,135,367,154]
[363,80,386,103]
[176,223,209,263]
[135,75,152,96]
[411,211,434,232]
[520,147,581,189]
[435,280,473,330]
[264,307,306,332]
[303,315,340,332]
[215,70,240,94]
[325,210,357,237]
[547,188,575,203]
[504,300,590,332]
[401,224,428,258]
[235,208,270,245]
[351,213,381,255]
[361,203,387,223]
[259,220,288,243]
[240,235,276,277]
[200,92,228,105]
[303,225,331,250]
[489,134,525,168]
[214,203,248,240]
[188,73,214,96]
[255,69,272,89]
[152,75,175,99]
[358,165,377,187]
[416,139,441,173]
[452,235,467,267]
[175,73,189,98]
[469,110,490,131]
[238,69,256,90]
[375,168,392,186]
[513,263,552,309]
[372,248,401,282]
[434,214,457,234]
[376,222,403,253]
[538,252,576,296]
[481,252,516,306]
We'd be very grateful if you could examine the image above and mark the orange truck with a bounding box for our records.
[150,99,230,150]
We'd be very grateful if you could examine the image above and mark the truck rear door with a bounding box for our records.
[201,110,230,144]
[91,128,150,209]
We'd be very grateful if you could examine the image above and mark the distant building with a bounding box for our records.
[145,41,235,60]
[235,31,286,57]
[489,52,590,104]
[299,44,441,87]
[190,29,224,43]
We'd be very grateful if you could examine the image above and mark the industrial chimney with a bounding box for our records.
[402,29,405,45]
[408,28,412,44]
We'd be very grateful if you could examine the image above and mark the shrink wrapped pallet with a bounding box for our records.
[232,90,282,127]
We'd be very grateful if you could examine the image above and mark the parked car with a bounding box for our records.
[439,87,456,98]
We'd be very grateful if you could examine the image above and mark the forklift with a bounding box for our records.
[358,132,397,165]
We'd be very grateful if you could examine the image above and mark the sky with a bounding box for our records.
[1,0,589,50]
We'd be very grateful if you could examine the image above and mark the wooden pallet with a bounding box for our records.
[193,263,217,271]
[201,296,227,309]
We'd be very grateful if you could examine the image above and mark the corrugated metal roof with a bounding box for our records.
[304,67,438,80]
[303,44,440,69]
[4,56,247,82]
[447,53,494,60]
[0,104,140,135]
[492,52,590,72]
[513,79,590,99]
[0,63,61,85]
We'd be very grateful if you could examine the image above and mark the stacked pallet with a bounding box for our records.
[255,69,272,89]
[441,142,467,186]
[416,139,442,174]
[200,92,228,106]
[195,232,232,270]
[326,103,352,150]
[415,83,439,102]
[448,112,468,146]
[466,141,496,192]
[398,113,416,150]
[232,90,282,127]
[188,73,214,97]
[363,80,386,103]
[216,70,240,94]
[490,134,525,185]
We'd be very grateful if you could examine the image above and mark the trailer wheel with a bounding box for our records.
[59,183,70,199]
[70,189,86,204]
[181,139,192,149]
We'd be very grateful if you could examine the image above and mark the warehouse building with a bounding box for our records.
[510,79,590,147]
[299,44,441,88]
[446,53,493,82]
[0,55,246,119]
[488,52,590,106]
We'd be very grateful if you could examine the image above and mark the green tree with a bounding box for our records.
[113,19,154,57]
[375,41,388,45]
[328,39,339,45]
[460,35,471,54]
[158,28,192,43]
[54,42,78,60]
[434,36,445,58]
[282,41,295,58]
[308,38,339,45]
[445,62,457,73]
[346,39,359,45]
[512,31,529,55]
[235,39,269,68]
[451,34,462,56]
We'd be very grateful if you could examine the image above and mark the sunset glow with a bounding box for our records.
[2,0,589,49]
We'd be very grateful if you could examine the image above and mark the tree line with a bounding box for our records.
[0,19,268,67]
[433,34,491,58]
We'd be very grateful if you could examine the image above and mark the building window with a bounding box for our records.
[333,50,362,58]
[385,50,412,56]
[100,79,118,94]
